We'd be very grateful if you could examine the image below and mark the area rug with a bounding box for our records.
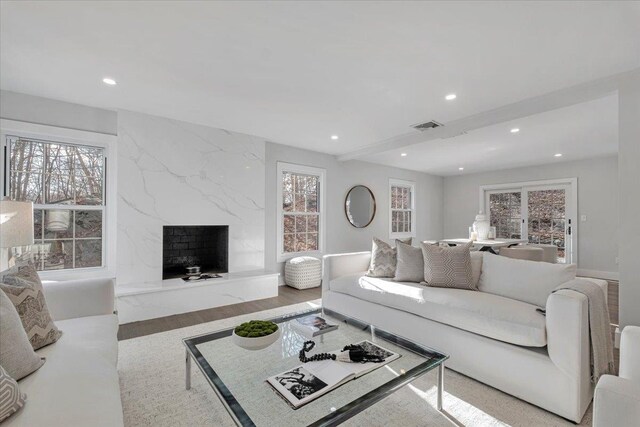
[118,299,593,426]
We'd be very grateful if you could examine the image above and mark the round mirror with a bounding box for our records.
[345,185,376,228]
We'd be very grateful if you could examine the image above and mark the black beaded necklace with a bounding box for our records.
[298,341,387,364]
[299,341,336,363]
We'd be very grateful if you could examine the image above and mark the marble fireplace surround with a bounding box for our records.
[116,111,277,323]
[117,110,266,286]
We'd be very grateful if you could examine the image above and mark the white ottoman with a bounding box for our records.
[285,256,322,289]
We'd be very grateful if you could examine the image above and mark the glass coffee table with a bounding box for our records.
[183,308,448,427]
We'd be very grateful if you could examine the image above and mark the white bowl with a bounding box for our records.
[231,328,281,351]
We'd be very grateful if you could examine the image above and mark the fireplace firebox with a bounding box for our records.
[162,225,228,279]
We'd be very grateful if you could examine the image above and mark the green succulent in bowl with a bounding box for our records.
[234,320,279,338]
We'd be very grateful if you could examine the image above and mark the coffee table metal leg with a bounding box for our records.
[437,363,444,411]
[186,349,191,390]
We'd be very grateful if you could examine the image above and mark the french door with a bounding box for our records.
[484,181,576,264]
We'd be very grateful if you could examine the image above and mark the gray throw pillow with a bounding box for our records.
[0,262,62,350]
[367,237,412,278]
[0,365,27,423]
[394,241,424,282]
[0,290,45,381]
[421,241,475,290]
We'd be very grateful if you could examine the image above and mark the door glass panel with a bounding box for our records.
[527,189,566,263]
[489,191,521,239]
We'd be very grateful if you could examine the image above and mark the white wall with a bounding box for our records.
[618,74,640,329]
[265,142,444,279]
[443,156,619,275]
[0,90,117,135]
[117,110,266,286]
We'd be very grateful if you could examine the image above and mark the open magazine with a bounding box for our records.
[266,340,400,409]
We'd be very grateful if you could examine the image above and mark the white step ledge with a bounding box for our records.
[116,270,280,324]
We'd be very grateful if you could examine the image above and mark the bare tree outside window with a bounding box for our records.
[282,172,320,254]
[8,136,105,271]
[489,189,566,262]
[389,180,415,237]
[489,192,522,239]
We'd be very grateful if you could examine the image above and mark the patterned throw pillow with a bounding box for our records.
[0,262,62,350]
[394,241,424,282]
[0,365,26,423]
[421,241,475,289]
[0,290,45,381]
[366,237,412,278]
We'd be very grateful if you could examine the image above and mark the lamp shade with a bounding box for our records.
[0,200,34,248]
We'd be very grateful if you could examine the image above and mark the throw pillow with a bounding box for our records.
[0,290,45,381]
[367,237,412,278]
[470,251,484,288]
[478,253,577,307]
[0,262,62,350]
[394,241,424,282]
[421,241,475,290]
[0,365,27,423]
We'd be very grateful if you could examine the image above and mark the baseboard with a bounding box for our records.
[577,269,619,281]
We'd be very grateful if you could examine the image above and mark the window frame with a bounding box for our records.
[479,178,578,265]
[0,119,117,280]
[389,178,416,239]
[276,162,326,263]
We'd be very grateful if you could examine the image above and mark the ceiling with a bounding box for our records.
[362,94,619,176]
[1,1,638,172]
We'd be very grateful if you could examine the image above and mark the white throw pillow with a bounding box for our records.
[478,253,577,307]
[470,251,483,288]
[394,241,424,282]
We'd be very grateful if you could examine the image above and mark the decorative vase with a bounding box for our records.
[473,212,490,241]
[232,328,281,351]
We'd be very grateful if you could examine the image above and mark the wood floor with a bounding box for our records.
[117,285,322,341]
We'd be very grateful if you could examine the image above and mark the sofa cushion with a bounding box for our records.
[394,241,424,282]
[0,290,45,381]
[479,253,577,308]
[5,314,121,427]
[46,314,119,366]
[470,251,483,288]
[421,241,475,289]
[367,237,411,278]
[0,263,62,350]
[330,273,547,347]
[0,365,26,423]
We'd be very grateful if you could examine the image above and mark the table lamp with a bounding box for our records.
[0,198,34,271]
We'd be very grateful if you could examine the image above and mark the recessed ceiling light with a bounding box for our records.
[400,153,407,157]
[102,77,117,86]
[330,135,339,140]
[554,153,563,157]
[445,93,457,101]
[510,128,520,133]
[459,167,464,171]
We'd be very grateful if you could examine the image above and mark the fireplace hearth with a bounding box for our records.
[162,225,228,279]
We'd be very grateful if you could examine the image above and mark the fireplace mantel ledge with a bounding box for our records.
[115,269,280,298]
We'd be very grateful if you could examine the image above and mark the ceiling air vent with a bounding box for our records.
[412,120,443,131]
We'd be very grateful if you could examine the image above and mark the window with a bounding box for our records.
[481,179,576,264]
[488,191,522,239]
[277,162,325,261]
[4,135,105,271]
[389,179,415,238]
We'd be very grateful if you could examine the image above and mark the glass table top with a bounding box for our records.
[183,308,447,427]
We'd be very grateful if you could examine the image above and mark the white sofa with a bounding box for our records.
[593,326,640,426]
[322,251,608,423]
[5,278,123,427]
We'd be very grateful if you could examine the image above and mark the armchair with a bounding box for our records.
[593,326,640,427]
